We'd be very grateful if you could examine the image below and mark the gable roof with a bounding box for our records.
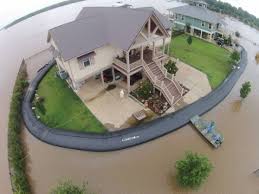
[48,7,170,61]
[168,5,221,24]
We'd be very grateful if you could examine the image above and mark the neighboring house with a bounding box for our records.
[168,1,224,40]
[48,7,183,106]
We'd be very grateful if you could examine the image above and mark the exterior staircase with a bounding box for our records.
[143,60,183,106]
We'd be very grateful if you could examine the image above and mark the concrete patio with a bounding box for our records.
[175,58,212,104]
[78,78,145,130]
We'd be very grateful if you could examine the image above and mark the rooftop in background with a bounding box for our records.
[48,6,171,61]
[168,5,222,24]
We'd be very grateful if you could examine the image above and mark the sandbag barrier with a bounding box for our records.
[22,48,247,151]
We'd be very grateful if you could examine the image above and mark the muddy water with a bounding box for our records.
[1,1,259,194]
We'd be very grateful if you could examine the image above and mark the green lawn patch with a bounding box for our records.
[170,34,232,89]
[34,66,106,133]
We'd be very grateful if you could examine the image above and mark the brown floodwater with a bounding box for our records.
[1,2,259,194]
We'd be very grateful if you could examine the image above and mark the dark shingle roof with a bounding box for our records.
[49,7,170,61]
[168,5,221,24]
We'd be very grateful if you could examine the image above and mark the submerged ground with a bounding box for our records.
[170,34,232,89]
[35,66,105,133]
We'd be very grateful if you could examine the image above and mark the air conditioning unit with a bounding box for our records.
[58,70,68,80]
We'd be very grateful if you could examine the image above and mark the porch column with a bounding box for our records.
[127,74,131,95]
[152,41,155,58]
[162,38,166,54]
[112,67,115,82]
[167,44,170,55]
[57,62,61,71]
[126,50,130,73]
[200,30,203,38]
[141,45,144,61]
[148,18,151,38]
[101,71,105,87]
[191,27,194,35]
[209,33,213,41]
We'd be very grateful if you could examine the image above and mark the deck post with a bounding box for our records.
[127,74,131,95]
[126,50,130,73]
[162,38,166,54]
[101,70,105,87]
[112,67,115,82]
[152,41,155,58]
[141,45,144,62]
[148,18,151,38]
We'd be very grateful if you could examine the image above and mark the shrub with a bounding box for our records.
[34,96,46,115]
[235,31,240,37]
[187,35,192,46]
[240,81,251,99]
[50,180,89,194]
[8,62,31,194]
[231,50,240,62]
[175,151,213,189]
[164,60,178,75]
[136,80,153,100]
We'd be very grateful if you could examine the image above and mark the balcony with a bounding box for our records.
[113,48,168,75]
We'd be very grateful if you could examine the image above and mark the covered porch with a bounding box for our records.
[112,38,169,94]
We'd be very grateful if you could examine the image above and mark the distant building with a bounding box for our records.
[168,1,224,40]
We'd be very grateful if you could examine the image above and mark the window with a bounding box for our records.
[181,15,184,20]
[209,23,212,29]
[175,14,178,19]
[83,59,91,67]
[201,22,205,27]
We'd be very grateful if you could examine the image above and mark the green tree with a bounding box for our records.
[50,180,88,194]
[164,60,178,75]
[240,81,251,99]
[175,152,213,189]
[187,35,192,46]
[235,31,240,37]
[231,50,240,62]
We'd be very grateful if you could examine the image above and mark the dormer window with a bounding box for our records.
[83,58,91,67]
[78,51,96,70]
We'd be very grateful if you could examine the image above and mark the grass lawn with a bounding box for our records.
[34,66,106,133]
[170,34,232,89]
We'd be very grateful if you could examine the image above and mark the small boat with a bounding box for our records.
[190,115,224,148]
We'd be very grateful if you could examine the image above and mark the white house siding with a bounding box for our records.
[50,37,123,88]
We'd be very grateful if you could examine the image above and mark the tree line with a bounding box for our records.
[205,0,259,29]
[183,0,259,30]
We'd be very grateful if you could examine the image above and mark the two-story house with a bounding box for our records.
[168,1,224,40]
[48,7,183,106]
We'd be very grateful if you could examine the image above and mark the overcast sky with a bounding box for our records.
[0,0,258,29]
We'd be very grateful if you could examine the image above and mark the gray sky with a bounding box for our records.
[0,0,258,29]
